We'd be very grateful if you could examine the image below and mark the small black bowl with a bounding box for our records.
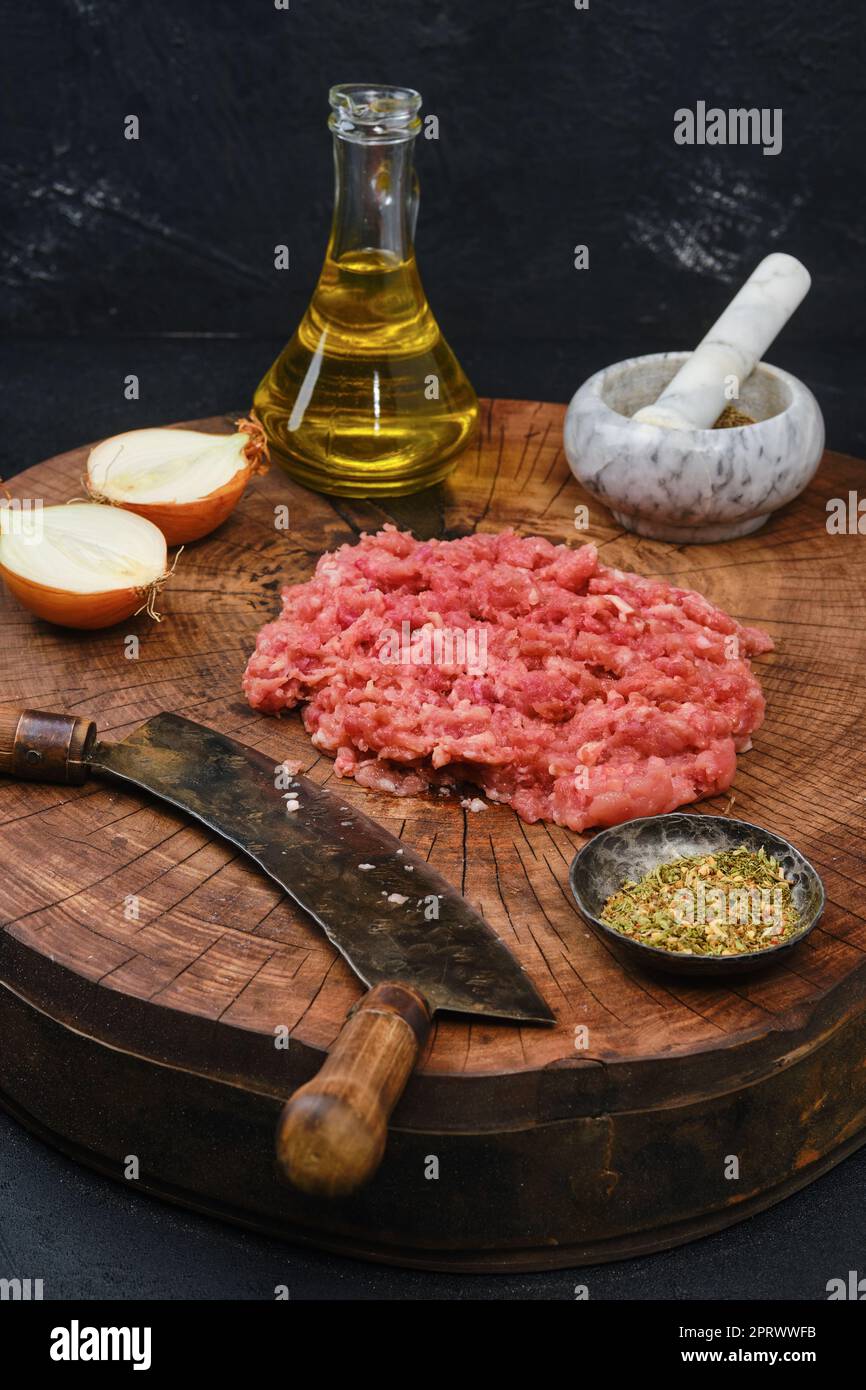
[569,812,825,978]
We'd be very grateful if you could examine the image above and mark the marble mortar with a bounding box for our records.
[564,352,824,543]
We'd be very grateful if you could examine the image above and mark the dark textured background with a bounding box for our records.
[1,0,865,1303]
[0,0,864,469]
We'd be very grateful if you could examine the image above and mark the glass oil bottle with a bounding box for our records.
[254,85,478,497]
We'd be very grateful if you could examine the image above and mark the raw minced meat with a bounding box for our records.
[243,527,773,832]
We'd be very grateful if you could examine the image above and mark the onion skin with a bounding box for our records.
[0,564,144,630]
[112,464,252,544]
[85,417,269,545]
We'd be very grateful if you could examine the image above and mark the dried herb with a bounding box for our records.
[713,404,756,429]
[600,846,800,956]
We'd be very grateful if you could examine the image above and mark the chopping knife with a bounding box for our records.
[0,706,553,1196]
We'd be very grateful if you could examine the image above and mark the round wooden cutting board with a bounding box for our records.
[2,400,865,1271]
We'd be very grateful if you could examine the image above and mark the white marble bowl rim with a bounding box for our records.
[574,350,813,438]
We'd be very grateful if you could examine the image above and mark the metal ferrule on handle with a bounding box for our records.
[0,707,97,785]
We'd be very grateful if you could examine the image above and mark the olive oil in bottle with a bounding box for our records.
[254,85,478,497]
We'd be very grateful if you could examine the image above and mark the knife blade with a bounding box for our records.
[96,711,552,1026]
[0,706,553,1197]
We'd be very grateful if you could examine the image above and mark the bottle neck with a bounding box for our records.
[329,134,419,265]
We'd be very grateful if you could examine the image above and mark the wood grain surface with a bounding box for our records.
[2,398,863,1071]
[1,400,865,1268]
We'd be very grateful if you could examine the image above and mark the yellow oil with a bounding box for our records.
[254,247,478,497]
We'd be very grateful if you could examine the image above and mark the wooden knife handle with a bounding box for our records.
[276,981,431,1198]
[0,706,97,784]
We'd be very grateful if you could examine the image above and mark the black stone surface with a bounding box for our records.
[2,1,864,357]
[1,0,865,1301]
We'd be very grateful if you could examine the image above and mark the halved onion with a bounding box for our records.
[85,417,269,544]
[0,503,170,629]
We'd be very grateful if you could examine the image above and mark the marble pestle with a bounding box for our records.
[631,253,811,431]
